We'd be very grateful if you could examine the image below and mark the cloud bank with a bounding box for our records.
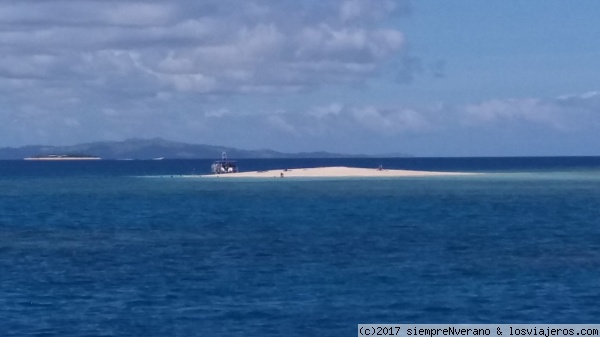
[0,0,413,146]
[0,0,405,94]
[146,91,599,155]
[1,1,600,156]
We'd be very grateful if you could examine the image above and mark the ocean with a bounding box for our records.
[1,157,600,336]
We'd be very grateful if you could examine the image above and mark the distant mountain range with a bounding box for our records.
[0,138,411,160]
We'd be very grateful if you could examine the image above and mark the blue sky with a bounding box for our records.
[1,0,599,156]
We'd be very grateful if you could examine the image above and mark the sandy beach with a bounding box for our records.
[200,166,476,178]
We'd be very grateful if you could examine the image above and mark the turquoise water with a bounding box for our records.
[1,158,600,336]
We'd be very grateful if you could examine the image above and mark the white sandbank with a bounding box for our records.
[200,166,476,178]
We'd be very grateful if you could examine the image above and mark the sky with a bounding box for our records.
[1,0,600,156]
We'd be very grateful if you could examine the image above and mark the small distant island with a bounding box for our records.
[0,138,411,160]
[24,154,101,161]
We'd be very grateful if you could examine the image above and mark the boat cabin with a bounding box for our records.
[211,152,238,174]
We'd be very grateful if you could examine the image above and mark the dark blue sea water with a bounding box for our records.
[2,157,600,336]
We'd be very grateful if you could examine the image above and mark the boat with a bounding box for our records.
[211,152,238,174]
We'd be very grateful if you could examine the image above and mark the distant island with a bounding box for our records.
[0,138,411,160]
[24,154,101,161]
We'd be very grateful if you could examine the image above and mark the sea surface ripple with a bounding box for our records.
[1,158,600,336]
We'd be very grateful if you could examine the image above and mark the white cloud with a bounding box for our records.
[0,1,406,95]
[0,0,417,147]
[295,26,404,63]
[246,103,433,139]
[339,0,399,23]
[265,115,299,135]
[6,1,598,156]
[204,108,230,118]
[252,92,600,147]
[0,2,176,27]
[165,73,217,93]
[308,103,344,118]
[461,94,600,131]
[351,106,431,134]
[103,3,176,26]
[464,98,549,123]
